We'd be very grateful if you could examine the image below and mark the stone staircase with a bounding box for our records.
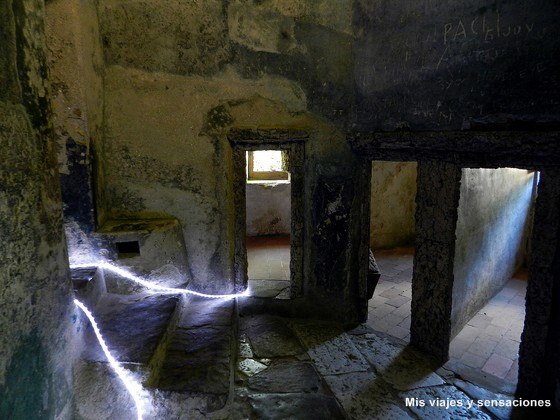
[72,266,239,418]
[72,266,517,420]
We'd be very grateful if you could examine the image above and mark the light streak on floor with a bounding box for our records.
[74,298,145,420]
[70,261,250,299]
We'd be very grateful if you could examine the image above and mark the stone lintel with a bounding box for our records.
[228,128,309,146]
[348,131,560,168]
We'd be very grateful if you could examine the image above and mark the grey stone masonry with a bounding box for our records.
[411,160,462,361]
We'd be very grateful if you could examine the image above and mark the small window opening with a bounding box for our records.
[247,150,289,181]
[116,241,140,258]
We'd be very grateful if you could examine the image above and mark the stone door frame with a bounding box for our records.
[228,129,308,298]
[348,129,560,401]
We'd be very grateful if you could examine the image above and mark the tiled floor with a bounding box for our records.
[366,248,414,342]
[449,272,526,385]
[246,235,290,298]
[367,247,527,387]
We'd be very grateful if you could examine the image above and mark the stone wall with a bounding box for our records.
[0,0,76,416]
[97,0,368,320]
[103,64,370,319]
[45,0,106,264]
[354,0,560,131]
[370,162,417,249]
[451,168,535,336]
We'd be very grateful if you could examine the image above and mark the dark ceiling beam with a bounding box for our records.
[348,131,560,169]
[228,128,309,146]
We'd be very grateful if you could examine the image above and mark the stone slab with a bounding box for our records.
[324,371,413,419]
[292,321,369,375]
[248,393,345,420]
[247,362,322,394]
[178,296,234,329]
[400,385,490,419]
[242,315,305,358]
[73,360,139,420]
[238,359,268,377]
[350,333,444,390]
[452,379,514,420]
[155,325,232,394]
[82,294,178,364]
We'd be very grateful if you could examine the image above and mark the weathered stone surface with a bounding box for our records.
[72,266,106,308]
[247,362,322,394]
[452,168,534,338]
[411,160,462,360]
[73,360,139,420]
[242,315,305,358]
[82,294,178,363]
[350,333,402,370]
[238,334,253,358]
[150,391,227,419]
[238,359,268,377]
[178,296,234,329]
[370,161,417,250]
[156,326,232,394]
[100,0,230,76]
[350,333,444,391]
[453,379,514,420]
[517,168,560,405]
[248,393,345,420]
[400,386,490,419]
[99,218,191,289]
[1,1,74,416]
[324,371,413,419]
[292,322,369,375]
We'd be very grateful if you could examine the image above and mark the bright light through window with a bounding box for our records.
[247,150,289,181]
[252,150,283,172]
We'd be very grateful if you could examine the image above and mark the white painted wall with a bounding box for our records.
[451,168,535,336]
[246,182,291,236]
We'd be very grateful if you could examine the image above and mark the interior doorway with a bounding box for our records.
[246,150,292,299]
[447,168,538,390]
[366,161,417,340]
[228,129,307,299]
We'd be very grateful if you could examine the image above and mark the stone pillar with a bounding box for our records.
[410,160,462,361]
[232,147,248,292]
[517,168,560,408]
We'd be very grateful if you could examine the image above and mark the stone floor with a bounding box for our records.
[71,259,540,419]
[368,248,527,392]
[246,235,290,299]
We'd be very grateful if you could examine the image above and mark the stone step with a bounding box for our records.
[146,296,236,411]
[71,266,106,307]
[81,293,180,365]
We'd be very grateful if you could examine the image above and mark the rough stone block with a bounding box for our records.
[247,362,322,394]
[242,315,305,358]
[248,393,345,419]
[292,321,369,375]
